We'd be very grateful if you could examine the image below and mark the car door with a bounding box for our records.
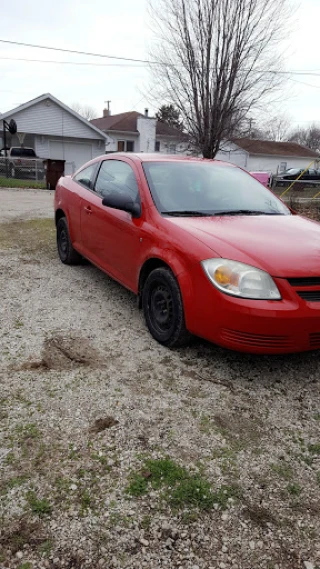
[66,162,99,249]
[80,158,144,290]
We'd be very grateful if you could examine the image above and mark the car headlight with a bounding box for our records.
[201,258,281,300]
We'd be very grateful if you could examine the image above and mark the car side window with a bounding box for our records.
[74,164,97,189]
[95,160,140,202]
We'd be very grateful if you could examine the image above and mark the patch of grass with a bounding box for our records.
[0,176,45,189]
[108,512,131,528]
[199,414,211,434]
[126,457,240,511]
[1,475,29,494]
[0,218,54,256]
[18,563,33,569]
[286,483,302,496]
[37,539,53,557]
[308,443,320,455]
[54,477,71,492]
[79,489,91,512]
[140,515,152,530]
[16,423,40,441]
[271,462,294,481]
[170,476,222,510]
[26,491,52,516]
[126,474,148,497]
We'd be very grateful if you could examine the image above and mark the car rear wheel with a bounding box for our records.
[142,267,191,347]
[57,217,82,265]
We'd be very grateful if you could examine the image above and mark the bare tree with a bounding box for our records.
[149,0,290,158]
[238,113,291,141]
[71,102,99,121]
[289,124,320,152]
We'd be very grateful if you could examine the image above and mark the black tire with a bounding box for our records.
[142,267,191,347]
[56,217,82,265]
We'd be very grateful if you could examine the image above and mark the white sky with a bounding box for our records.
[0,0,319,127]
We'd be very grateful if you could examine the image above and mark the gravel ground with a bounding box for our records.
[1,190,320,569]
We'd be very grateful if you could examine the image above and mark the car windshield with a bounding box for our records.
[143,162,290,216]
[10,148,36,157]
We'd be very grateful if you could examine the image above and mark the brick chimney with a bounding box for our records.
[103,101,111,117]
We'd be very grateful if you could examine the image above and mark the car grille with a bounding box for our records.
[221,328,294,349]
[310,333,320,348]
[287,277,320,287]
[287,276,320,302]
[296,291,320,302]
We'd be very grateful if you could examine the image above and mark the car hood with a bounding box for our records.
[168,214,320,278]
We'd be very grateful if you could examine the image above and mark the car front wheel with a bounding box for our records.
[142,267,191,347]
[57,217,82,265]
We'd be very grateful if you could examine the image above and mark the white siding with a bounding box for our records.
[35,136,49,158]
[105,133,139,153]
[215,142,248,168]
[246,155,316,174]
[5,99,104,140]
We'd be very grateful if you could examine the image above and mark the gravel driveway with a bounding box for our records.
[0,188,54,222]
[1,189,320,569]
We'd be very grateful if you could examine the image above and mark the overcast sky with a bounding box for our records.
[0,0,319,128]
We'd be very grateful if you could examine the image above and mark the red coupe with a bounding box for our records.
[54,153,320,354]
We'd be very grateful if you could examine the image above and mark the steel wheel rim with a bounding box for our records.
[149,283,174,334]
[59,227,68,256]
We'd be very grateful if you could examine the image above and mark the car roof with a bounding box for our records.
[103,152,237,167]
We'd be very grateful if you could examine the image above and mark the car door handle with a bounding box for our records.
[84,206,92,215]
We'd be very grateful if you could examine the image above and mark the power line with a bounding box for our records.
[0,56,144,67]
[287,76,320,90]
[0,38,154,64]
[1,38,320,79]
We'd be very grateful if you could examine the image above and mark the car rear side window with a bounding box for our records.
[94,160,140,202]
[74,164,97,189]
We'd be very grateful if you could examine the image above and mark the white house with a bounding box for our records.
[0,93,108,174]
[91,109,189,155]
[216,138,320,174]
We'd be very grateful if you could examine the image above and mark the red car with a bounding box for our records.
[54,153,320,354]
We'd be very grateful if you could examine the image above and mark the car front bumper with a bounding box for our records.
[184,268,320,354]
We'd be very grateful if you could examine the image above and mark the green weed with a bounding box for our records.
[126,457,240,511]
[26,492,52,516]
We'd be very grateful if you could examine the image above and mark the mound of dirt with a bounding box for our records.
[89,416,119,434]
[18,335,102,371]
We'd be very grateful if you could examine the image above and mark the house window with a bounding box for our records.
[155,141,160,152]
[169,143,177,154]
[117,140,134,152]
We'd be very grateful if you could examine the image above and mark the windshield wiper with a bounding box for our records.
[161,210,210,217]
[213,209,284,216]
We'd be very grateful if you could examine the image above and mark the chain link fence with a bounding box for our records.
[0,157,47,182]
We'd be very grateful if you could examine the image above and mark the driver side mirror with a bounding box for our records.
[102,191,141,218]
